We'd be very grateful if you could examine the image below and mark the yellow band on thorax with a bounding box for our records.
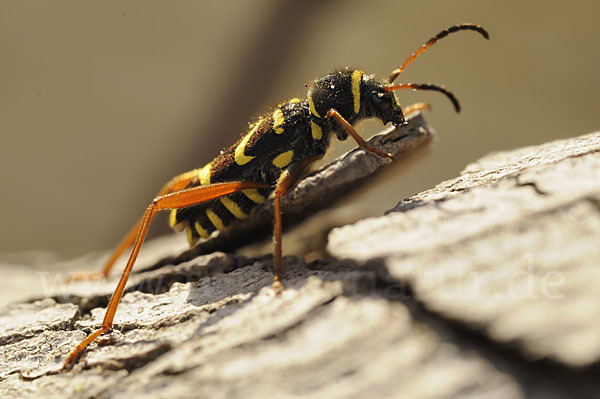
[351,70,363,114]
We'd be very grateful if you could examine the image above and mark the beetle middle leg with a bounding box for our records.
[271,155,323,293]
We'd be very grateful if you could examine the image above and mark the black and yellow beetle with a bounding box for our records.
[64,23,488,368]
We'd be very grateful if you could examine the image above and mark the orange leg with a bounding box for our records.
[403,102,431,116]
[271,156,322,293]
[69,169,203,281]
[327,108,394,160]
[63,180,270,369]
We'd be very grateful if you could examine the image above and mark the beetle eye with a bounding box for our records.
[371,91,391,111]
[370,91,383,104]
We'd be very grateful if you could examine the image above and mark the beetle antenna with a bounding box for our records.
[384,83,461,113]
[388,23,489,84]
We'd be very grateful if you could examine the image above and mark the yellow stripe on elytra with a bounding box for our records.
[194,221,210,239]
[307,92,321,118]
[199,163,211,185]
[311,121,323,140]
[272,109,285,134]
[351,70,363,114]
[220,197,247,219]
[242,189,267,204]
[234,122,260,165]
[206,209,226,232]
[273,150,294,168]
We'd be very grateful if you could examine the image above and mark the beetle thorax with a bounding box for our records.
[307,70,364,127]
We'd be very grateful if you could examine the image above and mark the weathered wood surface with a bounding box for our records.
[1,122,599,399]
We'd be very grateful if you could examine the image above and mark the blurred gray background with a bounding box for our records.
[1,0,599,258]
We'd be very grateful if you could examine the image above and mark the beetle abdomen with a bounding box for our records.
[168,96,326,245]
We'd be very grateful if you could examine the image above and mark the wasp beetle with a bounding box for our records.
[64,23,488,368]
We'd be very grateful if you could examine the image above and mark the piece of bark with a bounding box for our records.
[329,131,600,368]
[1,261,524,398]
[1,125,600,399]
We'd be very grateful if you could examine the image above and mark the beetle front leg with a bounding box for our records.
[327,108,394,160]
[402,102,431,116]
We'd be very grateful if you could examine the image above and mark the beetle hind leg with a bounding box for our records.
[63,181,271,369]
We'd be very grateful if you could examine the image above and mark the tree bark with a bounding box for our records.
[1,118,599,399]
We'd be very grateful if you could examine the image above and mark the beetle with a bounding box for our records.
[63,23,489,368]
